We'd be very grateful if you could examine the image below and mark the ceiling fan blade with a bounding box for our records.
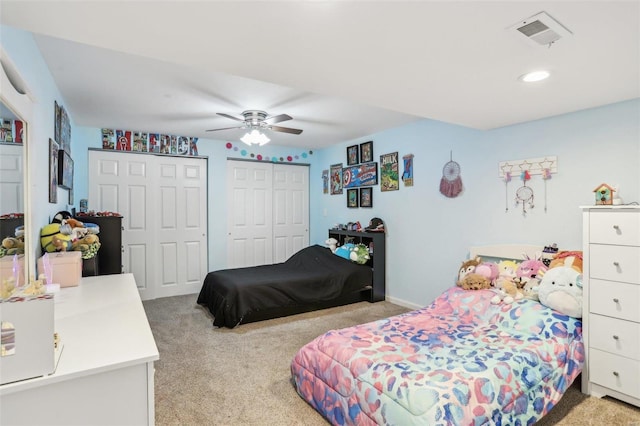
[264,114,292,124]
[217,112,245,122]
[205,126,244,132]
[270,125,303,135]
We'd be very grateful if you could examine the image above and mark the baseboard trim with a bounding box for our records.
[385,295,422,310]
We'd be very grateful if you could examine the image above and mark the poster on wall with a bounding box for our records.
[149,133,160,153]
[322,169,329,194]
[343,162,378,188]
[49,139,59,203]
[380,152,399,191]
[330,163,343,195]
[402,154,414,187]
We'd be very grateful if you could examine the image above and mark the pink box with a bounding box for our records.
[0,254,25,287]
[37,251,82,287]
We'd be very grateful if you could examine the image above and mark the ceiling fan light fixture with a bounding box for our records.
[240,129,270,146]
[520,70,550,82]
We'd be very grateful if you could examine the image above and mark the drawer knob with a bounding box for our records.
[613,335,619,340]
[613,371,619,377]
[613,298,620,303]
[613,225,620,230]
[613,261,620,266]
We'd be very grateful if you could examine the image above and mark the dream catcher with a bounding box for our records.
[515,171,534,214]
[439,151,463,198]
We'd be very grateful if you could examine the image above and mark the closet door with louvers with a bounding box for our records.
[89,150,208,300]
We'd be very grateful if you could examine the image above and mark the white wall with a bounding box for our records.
[311,99,640,308]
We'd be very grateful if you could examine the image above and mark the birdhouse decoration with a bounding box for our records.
[593,183,615,205]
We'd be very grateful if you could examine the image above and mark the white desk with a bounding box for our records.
[0,274,159,425]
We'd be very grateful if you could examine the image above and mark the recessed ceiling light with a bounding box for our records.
[520,70,550,82]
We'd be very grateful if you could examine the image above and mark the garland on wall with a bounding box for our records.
[224,142,313,162]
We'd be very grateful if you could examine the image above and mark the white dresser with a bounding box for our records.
[0,273,159,425]
[581,206,640,407]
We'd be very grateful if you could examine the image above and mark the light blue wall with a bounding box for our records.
[1,26,76,262]
[311,100,640,307]
[5,25,639,309]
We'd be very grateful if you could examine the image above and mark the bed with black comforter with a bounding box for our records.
[197,245,373,328]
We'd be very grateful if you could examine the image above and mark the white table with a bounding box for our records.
[0,274,159,425]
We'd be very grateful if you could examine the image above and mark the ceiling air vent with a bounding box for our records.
[511,11,572,47]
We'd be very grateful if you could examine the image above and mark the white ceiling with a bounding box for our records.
[1,1,638,149]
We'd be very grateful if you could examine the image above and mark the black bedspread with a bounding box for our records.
[197,245,372,328]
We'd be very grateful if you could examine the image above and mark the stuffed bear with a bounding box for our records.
[522,278,541,302]
[458,273,491,290]
[538,258,583,318]
[71,233,100,254]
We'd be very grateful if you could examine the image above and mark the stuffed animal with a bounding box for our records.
[538,258,583,318]
[497,259,519,279]
[71,233,100,254]
[475,262,499,283]
[1,236,25,255]
[457,256,482,285]
[41,223,73,252]
[516,253,548,284]
[325,238,338,252]
[522,278,541,302]
[549,251,583,273]
[334,243,370,264]
[458,273,492,290]
[1,277,16,299]
[491,277,524,304]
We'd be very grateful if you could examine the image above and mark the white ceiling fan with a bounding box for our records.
[206,110,303,145]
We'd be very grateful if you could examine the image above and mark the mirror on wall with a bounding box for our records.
[0,102,26,285]
[0,51,32,287]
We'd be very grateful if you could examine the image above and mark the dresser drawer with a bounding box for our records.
[590,244,640,284]
[589,349,640,398]
[590,279,640,322]
[590,314,640,360]
[589,210,640,246]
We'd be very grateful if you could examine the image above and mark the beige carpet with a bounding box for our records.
[143,294,640,426]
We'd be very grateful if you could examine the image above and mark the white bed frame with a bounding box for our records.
[469,244,545,261]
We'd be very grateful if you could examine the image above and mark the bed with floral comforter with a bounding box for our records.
[291,286,584,425]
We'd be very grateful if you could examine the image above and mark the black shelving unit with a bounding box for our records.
[328,229,385,302]
[76,215,123,275]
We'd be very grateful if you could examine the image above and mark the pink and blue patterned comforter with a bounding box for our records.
[291,287,584,425]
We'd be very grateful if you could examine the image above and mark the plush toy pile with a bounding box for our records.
[456,249,583,318]
[334,243,370,265]
[40,211,101,259]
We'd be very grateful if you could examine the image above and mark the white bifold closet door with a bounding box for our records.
[227,160,309,268]
[89,150,208,300]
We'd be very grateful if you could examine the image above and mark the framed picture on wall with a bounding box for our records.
[346,145,359,165]
[360,141,373,163]
[360,187,373,207]
[58,149,74,190]
[49,138,58,203]
[330,163,343,195]
[347,188,359,208]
